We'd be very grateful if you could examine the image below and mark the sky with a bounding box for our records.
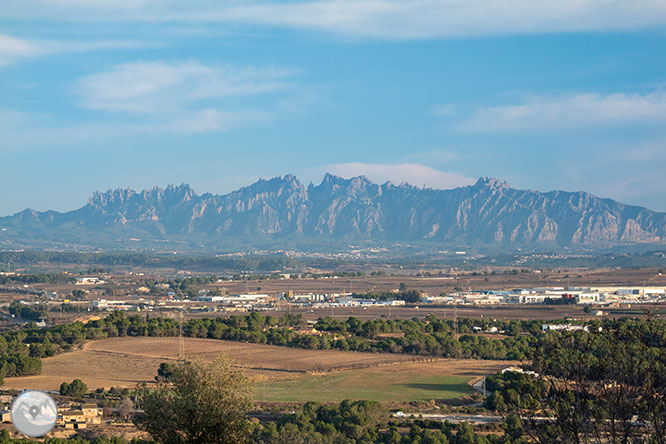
[1,0,666,215]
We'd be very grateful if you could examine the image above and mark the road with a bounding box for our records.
[393,411,502,424]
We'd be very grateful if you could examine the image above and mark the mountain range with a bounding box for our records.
[1,174,665,252]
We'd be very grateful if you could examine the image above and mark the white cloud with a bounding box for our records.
[460,91,666,132]
[2,1,666,39]
[431,103,457,116]
[0,33,153,67]
[0,34,40,65]
[161,108,271,134]
[76,60,296,113]
[0,60,298,149]
[0,60,296,142]
[0,110,272,153]
[617,142,666,162]
[312,162,475,189]
[72,60,295,134]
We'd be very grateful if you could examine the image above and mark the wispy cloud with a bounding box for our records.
[459,91,666,132]
[0,34,40,66]
[72,60,296,134]
[617,142,666,162]
[0,60,298,147]
[3,1,666,39]
[309,162,475,189]
[76,60,295,113]
[0,32,153,66]
[0,108,272,153]
[431,103,457,116]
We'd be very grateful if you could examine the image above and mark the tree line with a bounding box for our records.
[6,311,542,378]
[485,316,666,443]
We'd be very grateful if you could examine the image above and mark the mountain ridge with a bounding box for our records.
[1,174,665,251]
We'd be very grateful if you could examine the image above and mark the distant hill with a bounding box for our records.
[1,174,665,251]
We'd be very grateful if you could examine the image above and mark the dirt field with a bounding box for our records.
[3,337,515,402]
[4,337,458,390]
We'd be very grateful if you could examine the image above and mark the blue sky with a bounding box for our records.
[1,1,666,215]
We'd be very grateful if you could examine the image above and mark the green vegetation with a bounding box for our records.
[135,356,253,444]
[0,311,544,380]
[6,316,665,443]
[485,317,666,443]
[351,283,422,303]
[155,362,178,382]
[20,311,538,363]
[0,251,347,273]
[0,273,75,285]
[257,372,472,403]
[251,401,500,444]
[0,436,151,444]
[59,378,89,397]
[8,302,45,320]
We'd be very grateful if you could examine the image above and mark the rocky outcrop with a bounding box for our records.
[1,174,665,249]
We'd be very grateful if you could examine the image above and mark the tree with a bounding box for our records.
[71,289,87,300]
[488,318,666,444]
[135,356,253,444]
[60,378,88,397]
[117,397,134,421]
[155,362,178,382]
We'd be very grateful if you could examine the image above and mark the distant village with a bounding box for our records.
[35,277,666,314]
[2,268,666,327]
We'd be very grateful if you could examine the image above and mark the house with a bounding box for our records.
[81,403,103,424]
[58,402,103,428]
[1,410,11,423]
[76,277,105,286]
[59,409,87,429]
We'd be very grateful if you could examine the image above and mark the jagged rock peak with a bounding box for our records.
[162,183,196,201]
[474,176,510,191]
[89,184,197,207]
[6,173,665,249]
[88,188,136,206]
[319,173,375,188]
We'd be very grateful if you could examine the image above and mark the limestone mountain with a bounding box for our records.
[1,174,665,250]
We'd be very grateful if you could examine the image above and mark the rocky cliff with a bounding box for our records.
[1,174,665,250]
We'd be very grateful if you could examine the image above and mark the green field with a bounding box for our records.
[256,368,474,403]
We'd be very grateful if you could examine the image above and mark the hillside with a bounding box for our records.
[1,174,665,251]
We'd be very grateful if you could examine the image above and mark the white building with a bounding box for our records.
[542,323,589,332]
[76,277,105,285]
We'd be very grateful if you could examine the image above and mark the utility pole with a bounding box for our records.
[178,311,185,360]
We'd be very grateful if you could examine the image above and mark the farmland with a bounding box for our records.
[4,337,514,402]
[254,359,509,403]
